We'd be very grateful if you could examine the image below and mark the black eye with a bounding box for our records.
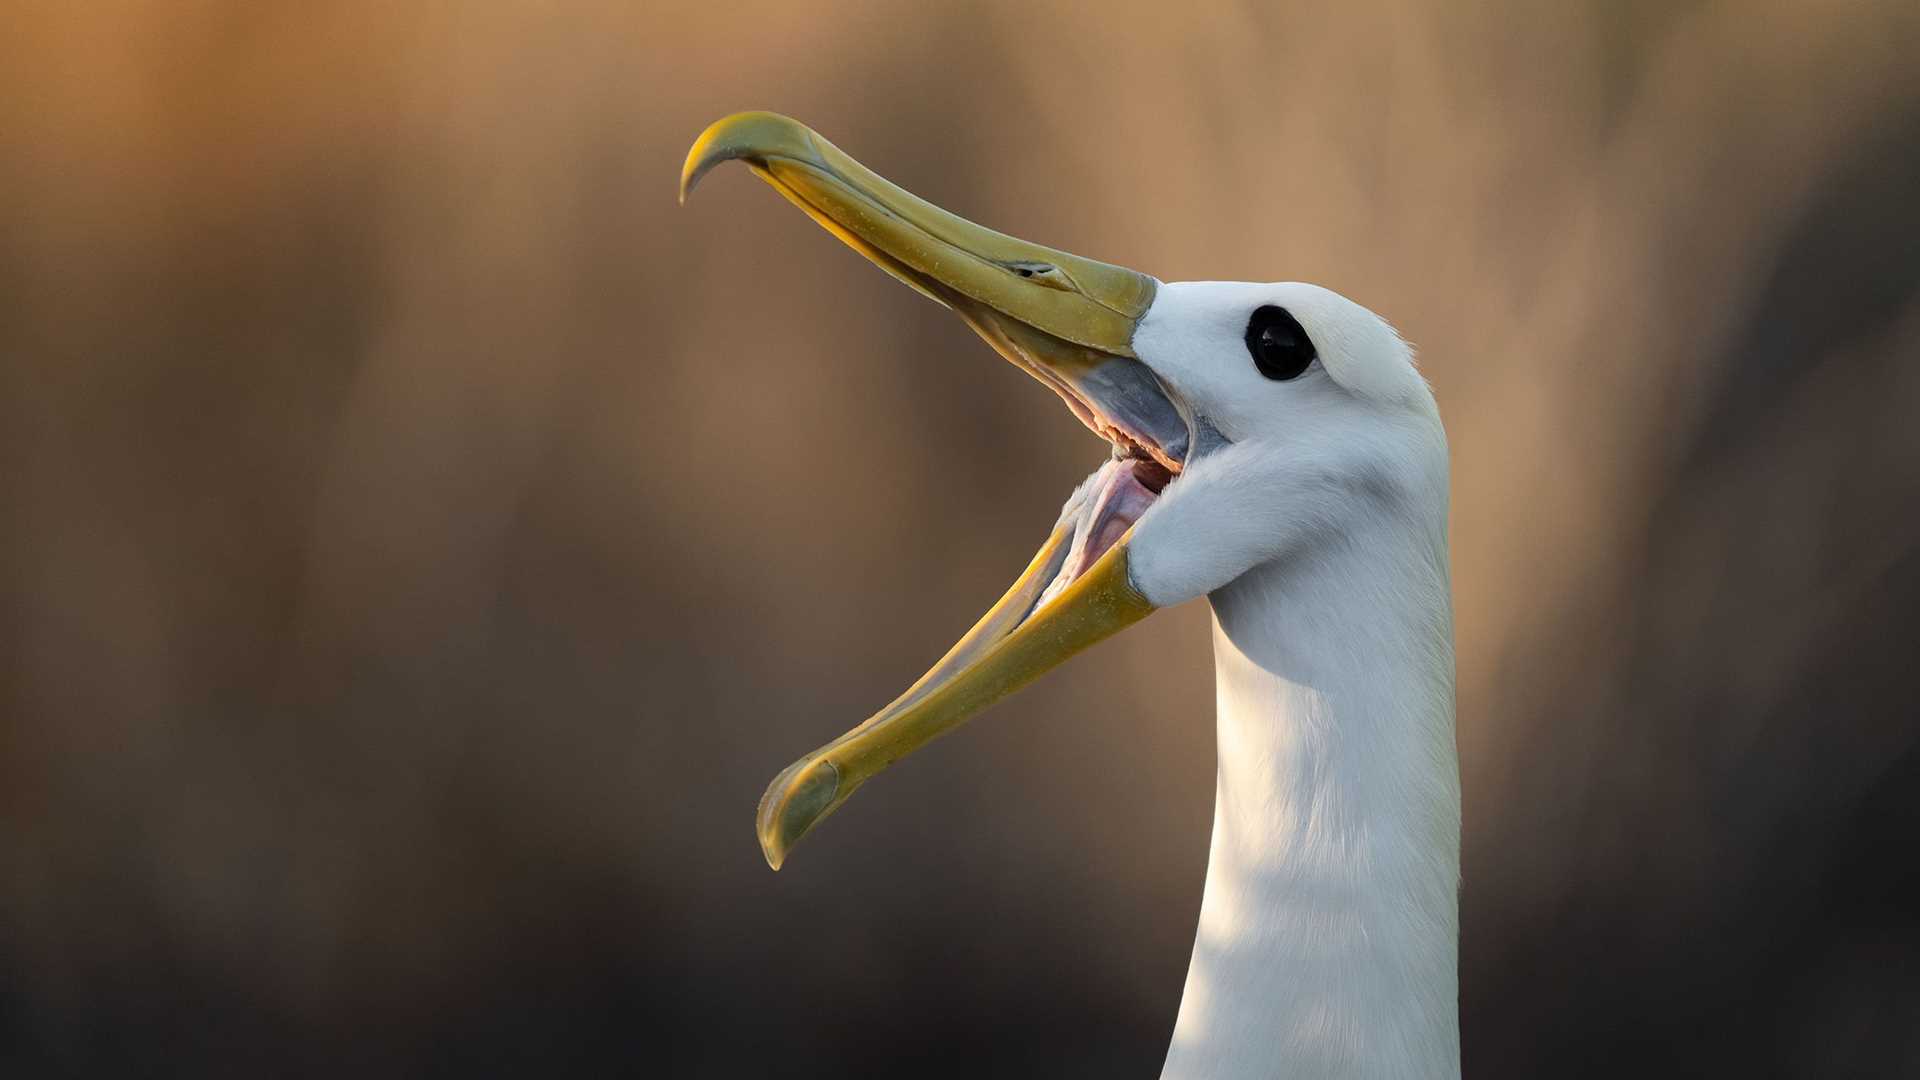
[1245,305,1316,381]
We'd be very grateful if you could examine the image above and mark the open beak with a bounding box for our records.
[682,112,1185,869]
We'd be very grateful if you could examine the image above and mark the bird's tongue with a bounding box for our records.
[1036,457,1160,610]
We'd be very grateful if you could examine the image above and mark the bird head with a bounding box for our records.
[681,113,1444,868]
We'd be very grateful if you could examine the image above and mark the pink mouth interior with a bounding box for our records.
[1035,456,1166,608]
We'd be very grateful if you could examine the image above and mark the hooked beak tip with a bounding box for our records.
[756,756,843,872]
[680,110,817,207]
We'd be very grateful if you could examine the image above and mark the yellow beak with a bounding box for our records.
[682,112,1175,869]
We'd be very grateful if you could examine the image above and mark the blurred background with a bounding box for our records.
[4,1,1919,1076]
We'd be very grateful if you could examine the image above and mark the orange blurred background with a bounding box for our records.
[4,2,1919,1075]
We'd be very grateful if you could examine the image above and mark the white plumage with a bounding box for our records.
[1121,282,1459,1079]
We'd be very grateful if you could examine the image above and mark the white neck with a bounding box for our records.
[1160,530,1460,1080]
